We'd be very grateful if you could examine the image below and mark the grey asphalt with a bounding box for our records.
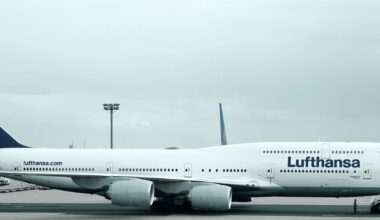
[0,180,379,219]
[0,202,377,220]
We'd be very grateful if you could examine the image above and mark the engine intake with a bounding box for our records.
[107,179,155,208]
[188,184,232,211]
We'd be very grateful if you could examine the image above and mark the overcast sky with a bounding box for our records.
[1,0,380,149]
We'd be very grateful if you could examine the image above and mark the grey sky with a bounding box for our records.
[1,1,380,148]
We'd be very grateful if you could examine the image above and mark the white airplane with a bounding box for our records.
[0,124,380,213]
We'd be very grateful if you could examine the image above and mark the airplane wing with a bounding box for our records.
[0,170,279,191]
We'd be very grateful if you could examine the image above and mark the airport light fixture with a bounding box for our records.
[103,103,120,149]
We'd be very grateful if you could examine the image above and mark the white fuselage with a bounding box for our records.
[0,142,379,198]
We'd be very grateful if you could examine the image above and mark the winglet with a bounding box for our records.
[219,103,227,145]
[0,127,29,148]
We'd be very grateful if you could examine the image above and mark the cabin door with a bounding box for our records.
[321,143,331,159]
[363,164,372,179]
[105,162,114,173]
[184,163,192,178]
[13,162,22,172]
[266,163,275,182]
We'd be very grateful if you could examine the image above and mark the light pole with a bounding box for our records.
[103,103,120,149]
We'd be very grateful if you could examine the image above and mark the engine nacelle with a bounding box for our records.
[188,184,232,211]
[107,179,155,208]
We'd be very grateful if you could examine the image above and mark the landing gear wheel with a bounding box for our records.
[371,201,380,214]
[150,200,176,212]
[150,201,165,211]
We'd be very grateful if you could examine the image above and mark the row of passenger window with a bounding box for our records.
[118,168,178,172]
[263,150,364,154]
[280,169,354,174]
[23,167,94,172]
[201,169,247,173]
[331,150,364,154]
[263,150,319,154]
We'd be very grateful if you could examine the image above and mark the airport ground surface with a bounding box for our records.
[1,180,379,220]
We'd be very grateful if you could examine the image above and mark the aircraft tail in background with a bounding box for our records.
[0,127,29,148]
[219,103,227,145]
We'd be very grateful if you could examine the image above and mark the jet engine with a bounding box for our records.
[107,179,155,208]
[188,184,232,211]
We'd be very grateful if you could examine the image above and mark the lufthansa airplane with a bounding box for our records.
[0,111,380,212]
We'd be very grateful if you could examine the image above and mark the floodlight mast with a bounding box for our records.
[103,103,120,149]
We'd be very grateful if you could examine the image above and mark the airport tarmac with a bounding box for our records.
[0,181,379,220]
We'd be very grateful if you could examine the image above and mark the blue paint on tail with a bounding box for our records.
[0,127,29,148]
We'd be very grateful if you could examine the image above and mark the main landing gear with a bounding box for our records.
[370,199,380,214]
[150,197,191,212]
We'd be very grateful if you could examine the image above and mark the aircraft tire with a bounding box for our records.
[371,201,380,214]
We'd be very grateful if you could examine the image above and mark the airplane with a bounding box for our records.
[0,121,380,213]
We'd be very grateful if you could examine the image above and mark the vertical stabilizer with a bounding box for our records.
[219,103,228,145]
[0,127,29,148]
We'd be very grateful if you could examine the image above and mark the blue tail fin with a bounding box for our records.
[0,127,29,148]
